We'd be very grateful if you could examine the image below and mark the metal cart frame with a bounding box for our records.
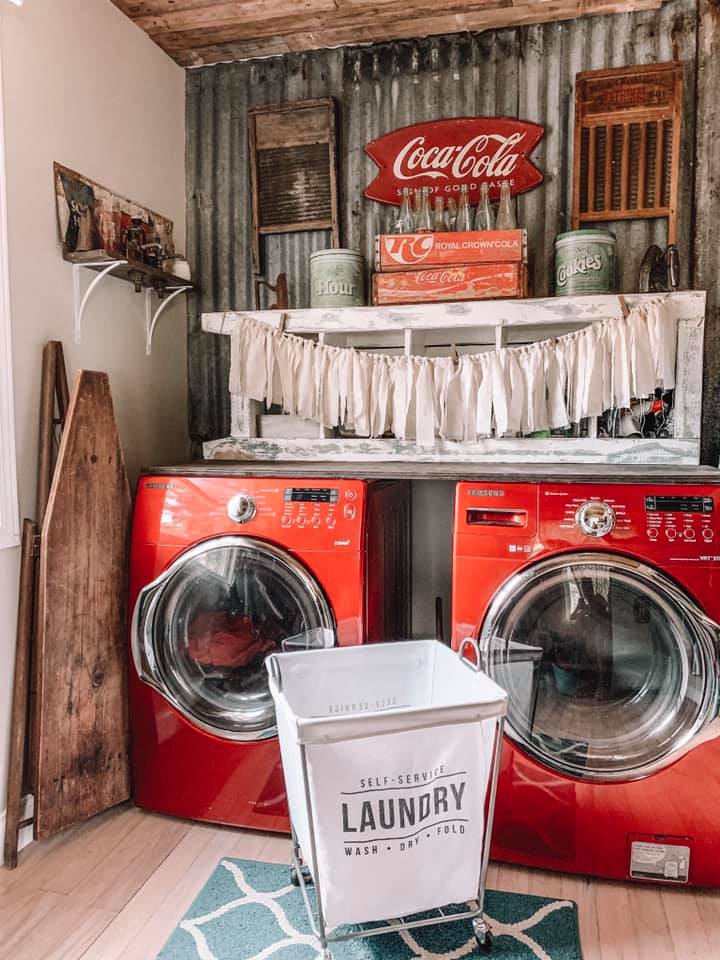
[276,639,506,958]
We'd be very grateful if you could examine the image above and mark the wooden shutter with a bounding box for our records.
[249,98,340,271]
[572,62,682,243]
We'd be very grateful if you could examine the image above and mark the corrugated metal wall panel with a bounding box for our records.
[186,0,697,448]
[694,0,720,466]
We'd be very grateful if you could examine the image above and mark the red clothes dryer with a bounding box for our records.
[129,474,409,832]
[452,478,720,885]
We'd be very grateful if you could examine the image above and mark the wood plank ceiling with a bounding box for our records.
[112,1,665,66]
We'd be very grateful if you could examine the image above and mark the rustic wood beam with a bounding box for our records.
[111,0,665,66]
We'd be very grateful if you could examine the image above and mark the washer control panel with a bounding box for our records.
[227,492,257,524]
[455,481,720,562]
[645,494,715,545]
[575,500,616,538]
[559,493,631,536]
[280,486,357,530]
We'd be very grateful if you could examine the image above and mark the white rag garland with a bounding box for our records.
[228,300,677,445]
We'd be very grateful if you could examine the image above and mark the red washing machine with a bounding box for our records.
[452,478,720,885]
[129,474,409,832]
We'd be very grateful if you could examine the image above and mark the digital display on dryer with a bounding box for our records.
[645,495,714,514]
[284,488,340,503]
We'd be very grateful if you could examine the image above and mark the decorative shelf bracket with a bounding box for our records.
[72,260,128,343]
[144,285,194,355]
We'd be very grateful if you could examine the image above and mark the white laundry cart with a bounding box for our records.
[266,638,507,957]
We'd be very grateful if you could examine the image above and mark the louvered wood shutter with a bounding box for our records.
[572,62,682,243]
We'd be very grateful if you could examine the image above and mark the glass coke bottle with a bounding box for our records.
[496,180,517,229]
[415,187,433,232]
[455,184,473,232]
[432,195,446,232]
[392,187,415,234]
[474,182,495,231]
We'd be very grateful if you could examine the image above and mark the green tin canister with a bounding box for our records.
[554,229,616,296]
[310,249,366,308]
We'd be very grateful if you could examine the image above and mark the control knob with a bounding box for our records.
[575,500,616,538]
[227,492,257,524]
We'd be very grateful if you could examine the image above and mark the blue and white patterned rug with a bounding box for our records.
[156,858,581,960]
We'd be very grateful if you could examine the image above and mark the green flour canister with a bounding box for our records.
[310,249,366,308]
[554,229,616,296]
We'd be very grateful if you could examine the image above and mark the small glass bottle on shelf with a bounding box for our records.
[392,187,415,234]
[446,197,458,231]
[415,186,433,232]
[474,182,495,231]
[432,195,446,232]
[413,188,423,222]
[455,184,473,231]
[496,180,517,229]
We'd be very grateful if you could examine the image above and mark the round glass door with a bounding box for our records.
[481,552,719,781]
[133,536,334,740]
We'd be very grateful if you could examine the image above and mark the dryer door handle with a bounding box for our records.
[698,611,720,716]
[130,581,162,685]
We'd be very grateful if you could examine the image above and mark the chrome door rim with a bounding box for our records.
[480,551,720,782]
[131,535,335,741]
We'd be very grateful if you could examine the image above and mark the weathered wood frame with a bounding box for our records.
[571,61,683,243]
[202,290,705,465]
[248,98,340,271]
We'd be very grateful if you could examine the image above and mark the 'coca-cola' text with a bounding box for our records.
[392,133,526,182]
[365,117,545,206]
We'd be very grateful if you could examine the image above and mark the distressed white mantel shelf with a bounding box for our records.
[202,291,706,335]
[202,291,706,466]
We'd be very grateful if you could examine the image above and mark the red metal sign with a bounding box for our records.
[365,117,545,206]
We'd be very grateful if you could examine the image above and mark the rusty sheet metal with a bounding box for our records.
[186,0,698,449]
[694,0,720,465]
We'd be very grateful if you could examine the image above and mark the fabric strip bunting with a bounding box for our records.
[228,300,677,445]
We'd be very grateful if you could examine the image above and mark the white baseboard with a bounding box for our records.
[0,793,34,866]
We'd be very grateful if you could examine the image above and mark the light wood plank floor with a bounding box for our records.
[1,803,719,959]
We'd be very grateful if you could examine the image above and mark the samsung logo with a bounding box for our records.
[468,489,505,497]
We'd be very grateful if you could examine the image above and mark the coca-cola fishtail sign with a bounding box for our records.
[365,117,545,206]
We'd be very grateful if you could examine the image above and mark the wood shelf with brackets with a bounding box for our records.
[66,251,196,354]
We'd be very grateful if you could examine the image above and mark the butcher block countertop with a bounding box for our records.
[143,461,720,484]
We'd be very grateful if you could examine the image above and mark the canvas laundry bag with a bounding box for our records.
[268,640,507,928]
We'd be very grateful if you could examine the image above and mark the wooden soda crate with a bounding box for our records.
[375,229,527,272]
[372,262,527,306]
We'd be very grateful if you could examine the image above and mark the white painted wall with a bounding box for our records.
[0,0,188,850]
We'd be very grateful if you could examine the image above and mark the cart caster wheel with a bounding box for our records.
[472,917,494,952]
[290,866,313,887]
[476,930,493,952]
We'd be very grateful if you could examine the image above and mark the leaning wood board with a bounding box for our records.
[33,370,132,839]
[3,519,38,867]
